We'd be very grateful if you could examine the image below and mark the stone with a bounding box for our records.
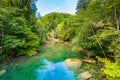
[83,57,96,63]
[64,58,82,69]
[0,69,6,77]
[64,42,70,45]
[77,71,92,80]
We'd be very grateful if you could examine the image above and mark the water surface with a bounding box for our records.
[37,59,75,80]
[0,44,77,80]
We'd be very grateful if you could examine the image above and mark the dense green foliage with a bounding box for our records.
[40,12,77,41]
[38,0,120,79]
[97,56,120,79]
[0,0,120,79]
[40,12,71,31]
[0,0,44,60]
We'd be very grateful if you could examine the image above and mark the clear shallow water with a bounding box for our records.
[37,59,75,80]
[0,44,77,80]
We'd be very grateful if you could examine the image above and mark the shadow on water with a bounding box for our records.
[0,44,79,80]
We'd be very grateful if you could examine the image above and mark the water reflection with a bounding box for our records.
[37,59,75,80]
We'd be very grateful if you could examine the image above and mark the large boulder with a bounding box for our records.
[64,58,82,69]
[77,71,92,80]
[0,69,6,77]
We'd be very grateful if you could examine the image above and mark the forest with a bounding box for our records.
[0,0,120,80]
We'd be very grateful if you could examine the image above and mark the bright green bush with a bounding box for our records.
[97,56,120,79]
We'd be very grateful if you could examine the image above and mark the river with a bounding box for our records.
[0,44,78,80]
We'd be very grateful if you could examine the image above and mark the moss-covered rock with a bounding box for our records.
[0,69,6,77]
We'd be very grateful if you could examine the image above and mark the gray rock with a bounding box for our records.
[0,69,6,77]
[77,71,92,80]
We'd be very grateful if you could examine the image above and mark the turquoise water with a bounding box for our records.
[0,44,77,80]
[37,59,75,80]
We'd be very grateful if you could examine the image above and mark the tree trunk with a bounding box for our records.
[114,5,119,30]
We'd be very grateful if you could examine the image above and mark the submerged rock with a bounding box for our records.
[0,69,6,77]
[64,58,82,69]
[77,71,92,80]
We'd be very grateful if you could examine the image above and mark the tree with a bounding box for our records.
[41,12,71,31]
[0,0,42,60]
[76,0,87,11]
